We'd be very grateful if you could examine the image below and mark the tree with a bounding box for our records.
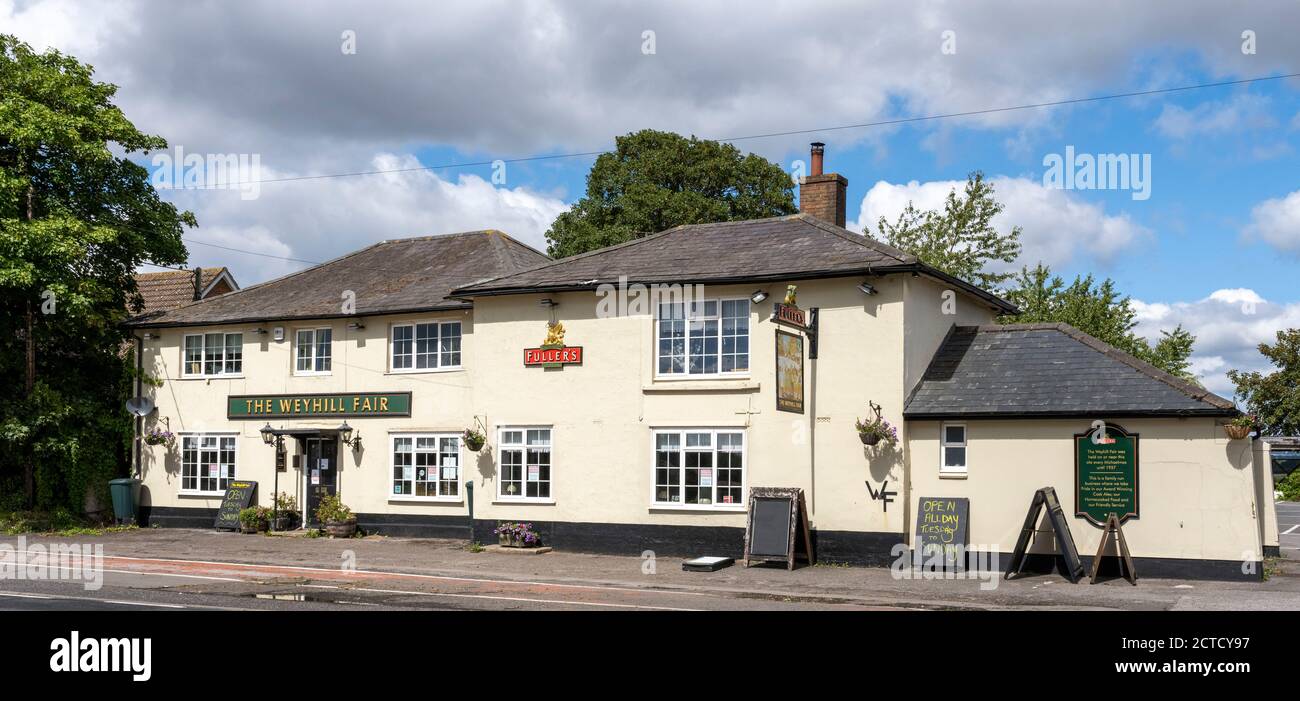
[0,35,193,510]
[1228,329,1300,436]
[545,130,796,257]
[1000,263,1196,379]
[871,172,1021,290]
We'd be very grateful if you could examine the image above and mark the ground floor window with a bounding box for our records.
[498,428,551,500]
[653,429,744,506]
[180,434,236,494]
[391,434,460,498]
[941,423,967,475]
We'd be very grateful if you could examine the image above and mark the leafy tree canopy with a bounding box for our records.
[0,34,193,510]
[545,129,796,257]
[1228,329,1300,436]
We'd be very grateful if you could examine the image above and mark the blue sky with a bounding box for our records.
[8,0,1300,396]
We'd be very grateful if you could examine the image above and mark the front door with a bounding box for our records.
[305,438,339,527]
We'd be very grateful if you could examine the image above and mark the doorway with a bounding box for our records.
[304,437,339,527]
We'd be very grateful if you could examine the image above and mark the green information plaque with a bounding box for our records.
[1074,423,1139,527]
[227,392,412,419]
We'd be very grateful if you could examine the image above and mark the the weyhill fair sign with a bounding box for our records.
[227,392,412,419]
[1074,423,1139,526]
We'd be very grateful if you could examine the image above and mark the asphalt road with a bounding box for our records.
[1279,501,1300,557]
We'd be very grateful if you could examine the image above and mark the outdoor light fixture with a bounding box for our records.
[750,290,769,304]
[253,328,268,335]
[260,423,276,446]
[338,421,359,449]
[347,321,365,331]
[539,298,558,308]
[857,282,878,296]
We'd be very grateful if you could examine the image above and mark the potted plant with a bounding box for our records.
[1225,415,1255,440]
[495,521,540,548]
[855,401,898,446]
[272,491,298,531]
[463,427,486,452]
[493,521,515,546]
[239,506,269,534]
[315,494,357,538]
[143,427,174,447]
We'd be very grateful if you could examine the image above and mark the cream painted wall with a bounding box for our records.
[906,418,1262,563]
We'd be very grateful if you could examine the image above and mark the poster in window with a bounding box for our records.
[441,466,457,480]
[775,330,804,414]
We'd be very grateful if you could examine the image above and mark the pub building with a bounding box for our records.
[127,144,1280,580]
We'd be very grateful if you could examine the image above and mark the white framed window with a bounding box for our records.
[391,321,462,372]
[391,433,461,500]
[656,298,749,377]
[182,332,243,377]
[498,427,551,501]
[180,433,237,494]
[941,423,967,475]
[652,429,745,507]
[294,327,333,375]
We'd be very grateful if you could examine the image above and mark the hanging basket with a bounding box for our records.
[859,433,881,446]
[1224,424,1252,440]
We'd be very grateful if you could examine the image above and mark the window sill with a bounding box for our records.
[939,471,968,480]
[649,504,746,513]
[293,372,333,378]
[642,380,759,393]
[387,497,463,504]
[492,499,556,506]
[179,491,225,498]
[385,367,463,376]
[178,375,245,381]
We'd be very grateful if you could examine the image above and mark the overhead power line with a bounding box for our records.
[169,71,1300,190]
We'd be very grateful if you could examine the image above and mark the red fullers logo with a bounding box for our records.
[771,302,807,329]
[524,346,583,367]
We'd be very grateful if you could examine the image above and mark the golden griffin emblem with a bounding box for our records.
[783,284,798,306]
[543,321,566,347]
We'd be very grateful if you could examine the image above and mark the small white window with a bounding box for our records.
[391,321,461,372]
[391,434,460,500]
[295,328,333,375]
[498,428,551,501]
[941,423,967,475]
[182,333,243,377]
[180,433,237,494]
[653,429,745,507]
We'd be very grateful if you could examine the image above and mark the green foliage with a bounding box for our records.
[0,35,193,510]
[314,494,353,524]
[545,130,796,257]
[1228,329,1300,436]
[0,508,136,535]
[239,506,269,529]
[1000,263,1197,379]
[871,172,1022,290]
[1277,468,1300,502]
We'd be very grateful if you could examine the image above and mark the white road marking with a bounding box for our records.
[0,592,52,600]
[13,561,243,583]
[1284,524,1300,535]
[301,583,702,611]
[0,590,193,609]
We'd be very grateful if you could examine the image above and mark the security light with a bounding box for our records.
[539,298,558,308]
[347,322,364,330]
[750,290,769,304]
[857,282,878,296]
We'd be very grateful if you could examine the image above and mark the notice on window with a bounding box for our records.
[311,469,320,485]
[207,465,218,478]
[527,465,540,481]
[403,466,414,480]
[699,468,713,487]
[318,458,329,470]
[441,467,457,480]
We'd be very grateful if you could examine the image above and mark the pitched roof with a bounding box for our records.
[452,214,1015,313]
[128,230,548,328]
[904,323,1236,418]
[133,267,237,313]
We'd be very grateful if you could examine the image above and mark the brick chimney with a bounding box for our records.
[192,267,203,301]
[799,142,847,227]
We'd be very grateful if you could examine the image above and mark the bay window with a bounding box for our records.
[656,298,749,376]
[183,332,243,377]
[653,429,744,506]
[498,428,551,500]
[391,321,461,371]
[180,434,236,494]
[391,434,460,499]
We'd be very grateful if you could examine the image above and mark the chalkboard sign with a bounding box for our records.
[743,487,814,570]
[913,496,969,570]
[1005,487,1084,583]
[214,480,258,530]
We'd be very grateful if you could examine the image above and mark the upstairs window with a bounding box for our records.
[941,423,967,475]
[392,321,462,371]
[183,332,243,377]
[295,328,333,375]
[656,298,749,376]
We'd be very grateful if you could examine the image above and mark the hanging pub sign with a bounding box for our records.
[1074,422,1139,526]
[770,284,808,330]
[524,321,582,368]
[775,330,804,414]
[227,392,412,419]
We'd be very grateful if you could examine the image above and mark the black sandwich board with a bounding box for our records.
[913,496,970,571]
[1005,486,1085,583]
[1090,512,1138,585]
[214,480,258,530]
[743,487,814,570]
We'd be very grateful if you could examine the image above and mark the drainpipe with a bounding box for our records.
[132,333,144,478]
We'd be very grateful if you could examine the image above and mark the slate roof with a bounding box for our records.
[127,230,548,328]
[134,267,236,314]
[904,323,1236,418]
[452,214,1015,313]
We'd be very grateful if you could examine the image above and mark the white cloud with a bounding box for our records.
[1132,289,1300,398]
[163,154,567,284]
[1153,93,1276,139]
[852,177,1150,271]
[1245,190,1300,253]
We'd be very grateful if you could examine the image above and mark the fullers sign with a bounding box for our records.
[771,302,807,330]
[1074,423,1139,526]
[227,392,412,419]
[523,346,583,367]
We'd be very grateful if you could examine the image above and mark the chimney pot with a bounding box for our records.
[809,142,824,176]
[799,142,847,228]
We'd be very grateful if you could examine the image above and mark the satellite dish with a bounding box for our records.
[125,396,155,417]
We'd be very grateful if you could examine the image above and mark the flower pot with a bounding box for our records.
[465,436,485,452]
[1224,424,1252,440]
[241,521,266,534]
[498,533,510,546]
[859,433,881,446]
[272,516,292,532]
[325,518,357,538]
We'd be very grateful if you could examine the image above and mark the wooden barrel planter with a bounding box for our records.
[325,518,357,538]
